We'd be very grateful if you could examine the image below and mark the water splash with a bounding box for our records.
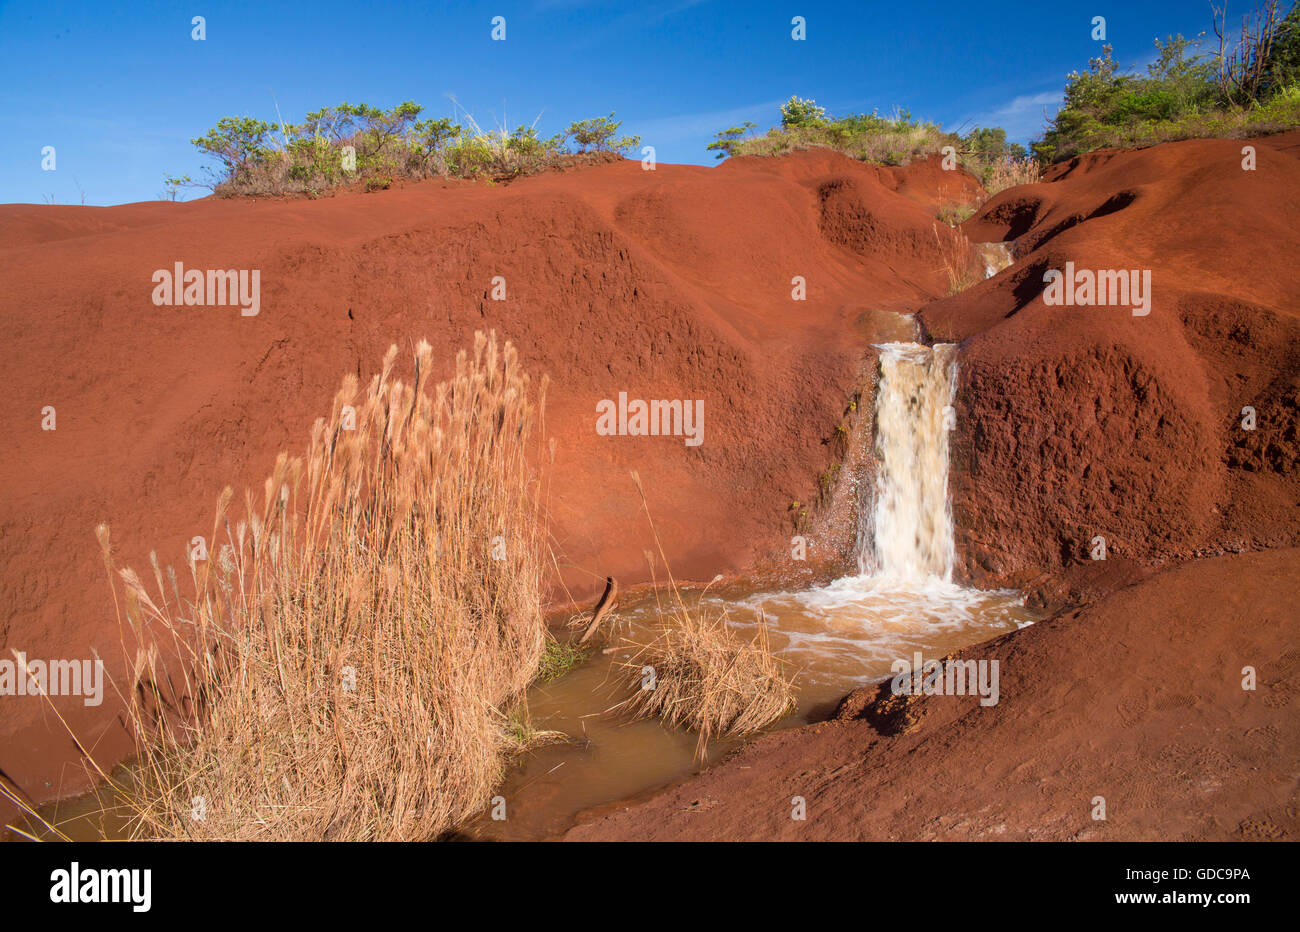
[977,241,1016,279]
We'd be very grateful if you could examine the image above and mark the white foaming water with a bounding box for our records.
[978,241,1016,279]
[711,340,1033,698]
[861,342,958,581]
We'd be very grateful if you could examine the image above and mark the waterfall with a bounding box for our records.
[718,339,1033,686]
[976,241,1016,279]
[857,342,958,582]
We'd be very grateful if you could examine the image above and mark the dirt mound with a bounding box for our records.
[564,134,1300,842]
[920,135,1300,597]
[566,548,1300,841]
[6,132,1298,832]
[0,149,956,814]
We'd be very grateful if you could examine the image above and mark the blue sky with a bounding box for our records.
[1,0,1225,205]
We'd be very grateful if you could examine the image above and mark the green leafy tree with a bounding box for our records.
[780,95,827,128]
[302,103,364,141]
[191,117,274,173]
[563,112,641,153]
[1268,2,1300,91]
[1145,34,1216,111]
[413,116,462,152]
[1034,45,1129,160]
[706,121,757,159]
[962,126,1026,161]
[349,101,423,159]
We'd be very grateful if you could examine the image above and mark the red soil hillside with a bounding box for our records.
[0,150,975,812]
[924,133,1300,602]
[565,133,1300,843]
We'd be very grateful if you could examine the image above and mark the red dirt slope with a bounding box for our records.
[565,133,1300,842]
[923,134,1300,603]
[0,150,973,813]
[567,548,1300,841]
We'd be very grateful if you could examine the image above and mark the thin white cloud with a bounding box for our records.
[631,100,780,148]
[958,90,1063,143]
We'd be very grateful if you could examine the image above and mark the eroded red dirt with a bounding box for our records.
[0,149,973,815]
[566,134,1300,841]
[3,134,1297,839]
[931,133,1300,602]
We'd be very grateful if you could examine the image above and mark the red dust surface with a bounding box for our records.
[567,134,1300,841]
[0,149,974,815]
[3,135,1296,838]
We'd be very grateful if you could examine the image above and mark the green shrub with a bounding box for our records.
[191,117,275,175]
[709,99,1027,191]
[184,101,635,197]
[713,104,956,167]
[1035,11,1300,163]
[705,121,757,159]
[562,112,641,153]
[780,95,829,128]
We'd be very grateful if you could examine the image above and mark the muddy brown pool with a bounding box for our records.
[460,576,1034,840]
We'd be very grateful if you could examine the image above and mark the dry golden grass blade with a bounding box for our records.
[1,775,73,842]
[98,331,549,841]
[608,479,795,759]
[932,222,980,295]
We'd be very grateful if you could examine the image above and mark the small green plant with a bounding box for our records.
[937,202,977,226]
[536,639,588,682]
[161,174,193,201]
[706,121,757,159]
[780,95,829,128]
[817,461,842,506]
[562,112,641,153]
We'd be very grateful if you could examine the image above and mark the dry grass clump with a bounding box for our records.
[612,602,794,760]
[730,119,952,166]
[609,473,795,759]
[932,222,981,295]
[97,331,548,841]
[982,155,1042,195]
[937,201,978,227]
